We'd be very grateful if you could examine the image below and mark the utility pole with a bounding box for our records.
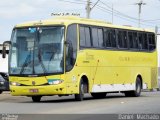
[86,0,100,19]
[155,26,158,44]
[135,0,146,27]
[155,26,160,36]
[86,0,91,18]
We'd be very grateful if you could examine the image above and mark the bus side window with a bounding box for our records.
[85,27,91,47]
[138,33,148,51]
[142,33,148,51]
[104,28,110,47]
[104,28,111,47]
[103,28,116,48]
[111,29,117,48]
[80,26,91,48]
[138,33,143,50]
[128,32,134,49]
[134,32,139,49]
[117,30,128,49]
[148,33,156,51]
[80,27,86,47]
[97,28,104,48]
[91,28,99,47]
[66,24,77,72]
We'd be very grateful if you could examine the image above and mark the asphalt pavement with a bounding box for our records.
[0,91,160,114]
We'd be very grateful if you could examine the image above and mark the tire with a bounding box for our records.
[91,92,106,99]
[75,79,85,101]
[32,96,42,102]
[125,77,142,97]
[0,90,3,94]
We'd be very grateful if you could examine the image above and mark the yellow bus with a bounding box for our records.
[2,16,158,102]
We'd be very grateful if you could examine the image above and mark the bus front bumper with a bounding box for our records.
[10,84,66,96]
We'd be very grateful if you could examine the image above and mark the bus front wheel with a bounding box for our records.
[75,79,85,101]
[32,96,42,102]
[0,90,3,94]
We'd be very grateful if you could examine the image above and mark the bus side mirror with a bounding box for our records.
[2,46,6,58]
[2,41,11,58]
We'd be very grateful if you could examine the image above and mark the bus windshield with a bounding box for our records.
[9,26,64,76]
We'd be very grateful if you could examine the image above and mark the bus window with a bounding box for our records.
[80,27,86,47]
[138,33,143,50]
[142,33,148,50]
[128,32,134,49]
[148,33,156,51]
[66,24,77,72]
[104,28,116,48]
[80,26,91,48]
[85,27,91,47]
[91,28,99,47]
[138,33,148,51]
[97,28,104,48]
[133,32,139,49]
[117,30,128,49]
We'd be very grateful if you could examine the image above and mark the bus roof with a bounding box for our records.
[15,16,154,33]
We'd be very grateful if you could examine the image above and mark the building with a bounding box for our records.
[0,44,9,72]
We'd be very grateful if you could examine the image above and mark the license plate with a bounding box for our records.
[29,89,39,93]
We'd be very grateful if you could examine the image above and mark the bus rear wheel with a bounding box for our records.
[91,92,107,99]
[0,90,3,94]
[125,77,142,97]
[75,79,85,101]
[32,96,42,102]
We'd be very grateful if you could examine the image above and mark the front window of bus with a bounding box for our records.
[9,26,64,75]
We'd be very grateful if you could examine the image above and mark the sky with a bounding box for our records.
[0,0,160,71]
[0,0,160,42]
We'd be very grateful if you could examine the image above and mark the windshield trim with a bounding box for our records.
[9,25,65,77]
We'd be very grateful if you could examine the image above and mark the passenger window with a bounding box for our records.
[133,32,139,49]
[142,33,148,50]
[104,28,111,47]
[117,30,127,48]
[85,27,91,47]
[104,28,116,48]
[97,29,104,48]
[80,26,91,47]
[138,33,143,50]
[80,27,85,47]
[91,28,99,47]
[128,32,134,48]
[148,33,156,51]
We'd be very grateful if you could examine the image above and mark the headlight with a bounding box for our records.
[48,79,63,85]
[10,82,21,86]
[0,81,4,85]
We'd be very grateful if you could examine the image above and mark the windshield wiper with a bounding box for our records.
[20,50,31,74]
